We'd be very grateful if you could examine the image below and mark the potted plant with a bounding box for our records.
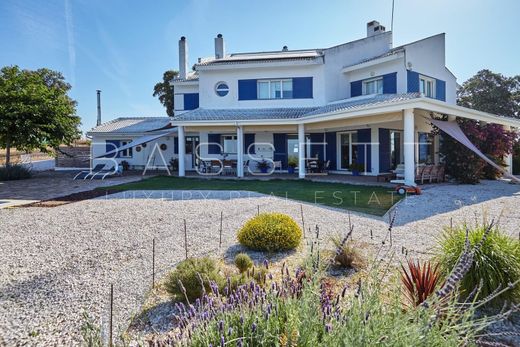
[170,158,179,172]
[287,156,298,174]
[256,159,271,174]
[349,162,364,176]
[120,160,130,171]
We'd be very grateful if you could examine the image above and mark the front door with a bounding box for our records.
[185,136,200,170]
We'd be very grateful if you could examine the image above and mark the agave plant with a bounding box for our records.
[401,259,442,307]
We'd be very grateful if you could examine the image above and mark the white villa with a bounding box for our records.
[87,21,519,185]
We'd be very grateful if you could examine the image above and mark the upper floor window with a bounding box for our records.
[257,79,293,99]
[215,82,229,97]
[363,77,383,95]
[419,76,436,98]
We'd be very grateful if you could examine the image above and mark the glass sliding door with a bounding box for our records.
[338,132,358,170]
[390,130,402,170]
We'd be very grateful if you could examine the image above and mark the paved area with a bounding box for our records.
[0,171,152,208]
[0,180,518,345]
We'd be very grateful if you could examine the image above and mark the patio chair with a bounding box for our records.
[322,160,331,174]
[429,165,440,183]
[307,160,319,173]
[90,165,120,180]
[223,160,235,175]
[414,165,426,182]
[210,160,222,174]
[199,160,208,173]
[393,164,405,179]
[420,165,434,184]
[437,165,446,182]
[243,160,250,175]
[73,163,105,180]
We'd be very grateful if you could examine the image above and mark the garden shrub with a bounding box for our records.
[173,253,505,346]
[237,213,302,252]
[165,257,224,302]
[331,235,365,269]
[0,164,32,181]
[437,223,520,303]
[234,253,253,273]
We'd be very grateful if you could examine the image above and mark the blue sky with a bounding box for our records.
[1,0,519,133]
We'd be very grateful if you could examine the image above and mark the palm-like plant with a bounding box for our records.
[401,259,442,307]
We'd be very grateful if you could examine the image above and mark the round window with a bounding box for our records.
[215,82,229,97]
[135,146,142,152]
[142,143,147,148]
[160,144,167,151]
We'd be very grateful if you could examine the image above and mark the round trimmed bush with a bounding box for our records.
[237,213,302,252]
[234,253,253,273]
[165,257,224,302]
[437,224,520,303]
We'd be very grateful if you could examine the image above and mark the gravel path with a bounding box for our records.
[0,180,519,345]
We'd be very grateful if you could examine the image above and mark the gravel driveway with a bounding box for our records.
[0,180,519,345]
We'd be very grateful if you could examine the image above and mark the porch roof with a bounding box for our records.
[87,117,172,136]
[172,93,520,128]
[172,93,420,122]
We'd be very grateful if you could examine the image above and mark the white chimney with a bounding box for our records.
[214,34,225,59]
[179,36,188,79]
[367,20,386,37]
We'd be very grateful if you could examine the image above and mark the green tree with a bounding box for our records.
[440,70,519,183]
[153,70,178,116]
[457,69,520,118]
[0,65,81,166]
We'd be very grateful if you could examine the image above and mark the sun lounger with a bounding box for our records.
[73,164,105,180]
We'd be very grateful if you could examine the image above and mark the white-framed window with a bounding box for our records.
[257,79,293,99]
[419,75,436,98]
[222,135,237,153]
[363,77,383,95]
[120,140,133,158]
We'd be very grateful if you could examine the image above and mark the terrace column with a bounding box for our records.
[178,126,186,177]
[236,125,244,177]
[504,125,513,175]
[403,109,416,186]
[298,123,306,178]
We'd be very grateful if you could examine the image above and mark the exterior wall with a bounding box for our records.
[197,64,326,109]
[403,34,457,104]
[174,83,199,113]
[346,59,407,95]
[91,134,178,169]
[322,32,393,102]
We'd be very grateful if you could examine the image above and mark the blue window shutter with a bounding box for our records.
[292,77,313,99]
[309,133,325,161]
[351,80,362,97]
[208,133,221,154]
[174,137,179,154]
[105,140,120,158]
[382,73,397,94]
[238,79,257,100]
[325,132,337,170]
[407,70,419,93]
[244,133,255,154]
[183,93,199,110]
[436,79,446,101]
[378,128,391,172]
[273,133,287,169]
[357,129,371,172]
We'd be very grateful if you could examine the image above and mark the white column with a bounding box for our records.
[178,126,186,177]
[370,126,379,175]
[504,125,513,174]
[237,126,244,177]
[298,123,306,178]
[403,109,416,186]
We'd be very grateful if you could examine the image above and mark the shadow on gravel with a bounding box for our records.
[223,244,297,265]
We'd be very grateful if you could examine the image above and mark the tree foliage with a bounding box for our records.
[457,69,520,118]
[153,70,178,116]
[0,66,81,165]
[439,69,519,183]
